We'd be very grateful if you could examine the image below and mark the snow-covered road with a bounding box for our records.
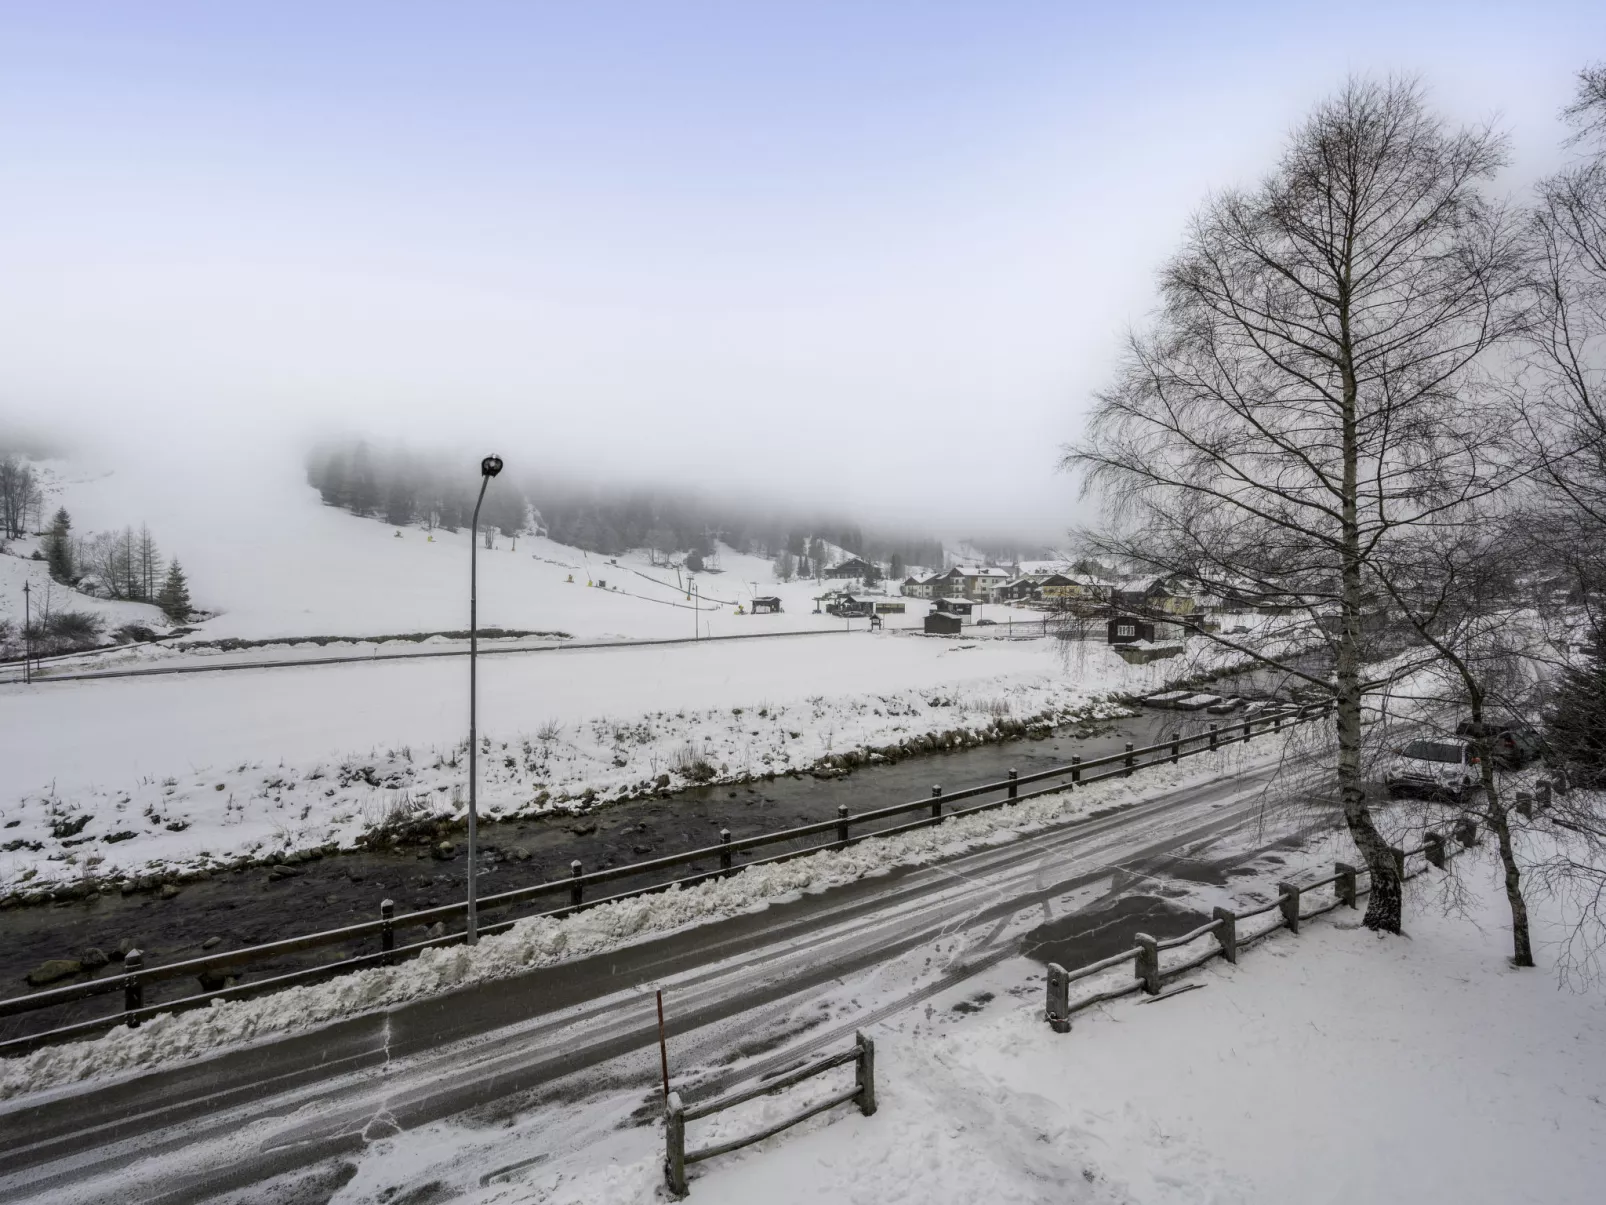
[0,753,1319,1204]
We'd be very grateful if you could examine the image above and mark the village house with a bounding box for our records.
[901,575,936,599]
[829,557,876,580]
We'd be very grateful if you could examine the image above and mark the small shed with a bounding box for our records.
[751,596,782,614]
[934,597,973,616]
[1107,618,1156,644]
[924,612,963,635]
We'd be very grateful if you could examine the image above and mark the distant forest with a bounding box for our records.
[303,441,1035,571]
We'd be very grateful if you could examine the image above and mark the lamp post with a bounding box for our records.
[466,454,503,946]
[22,580,31,685]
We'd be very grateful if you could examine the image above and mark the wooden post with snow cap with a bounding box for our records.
[1422,832,1446,869]
[1277,882,1300,934]
[664,1090,688,1197]
[1007,768,1018,800]
[836,805,850,847]
[1209,724,1219,751]
[1334,863,1357,908]
[1453,816,1480,847]
[569,859,584,910]
[930,785,942,821]
[1133,934,1160,995]
[719,829,732,877]
[380,899,395,964]
[1212,907,1238,964]
[1045,963,1072,1032]
[123,949,143,1028]
[854,1030,877,1116]
[1171,733,1180,764]
[1071,755,1081,784]
[1124,742,1135,776]
[1537,780,1553,809]
[1515,792,1533,819]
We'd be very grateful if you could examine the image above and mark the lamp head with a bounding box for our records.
[481,455,503,479]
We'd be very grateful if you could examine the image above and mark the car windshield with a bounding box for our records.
[1401,740,1466,764]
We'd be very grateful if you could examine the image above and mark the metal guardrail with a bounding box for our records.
[1043,826,1472,1032]
[0,703,1326,1057]
[664,1032,876,1196]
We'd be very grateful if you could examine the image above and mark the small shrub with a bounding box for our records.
[672,744,716,782]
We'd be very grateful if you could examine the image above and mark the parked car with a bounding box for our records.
[1453,718,1544,769]
[1384,738,1480,803]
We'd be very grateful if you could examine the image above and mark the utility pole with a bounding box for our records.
[466,454,503,946]
[22,580,31,684]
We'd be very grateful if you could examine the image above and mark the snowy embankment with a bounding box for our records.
[462,840,1606,1205]
[0,733,1287,1099]
[0,636,1172,895]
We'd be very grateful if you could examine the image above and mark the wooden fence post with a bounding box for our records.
[719,829,733,877]
[1133,934,1160,996]
[1272,711,1282,733]
[1241,718,1252,743]
[836,805,850,847]
[1422,832,1446,869]
[1208,724,1219,751]
[123,949,144,1028]
[1007,769,1018,799]
[1453,815,1480,847]
[1071,755,1081,784]
[1124,742,1135,776]
[1045,963,1071,1032]
[855,1030,877,1116]
[1334,862,1357,908]
[931,785,943,821]
[1170,733,1181,764]
[380,899,395,965]
[1277,883,1301,934]
[664,1091,688,1197]
[1537,781,1553,809]
[570,860,584,910]
[1212,907,1238,964]
[1514,792,1533,819]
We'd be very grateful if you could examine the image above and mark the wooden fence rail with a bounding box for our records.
[664,1032,876,1196]
[1042,817,1505,1033]
[1,703,1326,1056]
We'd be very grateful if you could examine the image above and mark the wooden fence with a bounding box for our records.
[0,704,1326,1057]
[1041,814,1517,1031]
[664,1032,876,1196]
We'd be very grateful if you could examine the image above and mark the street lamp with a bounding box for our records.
[22,580,31,685]
[466,454,503,945]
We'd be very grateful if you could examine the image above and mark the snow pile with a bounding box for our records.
[0,736,1280,1099]
[460,842,1606,1205]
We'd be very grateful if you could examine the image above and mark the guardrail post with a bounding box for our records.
[719,829,733,877]
[1390,847,1406,880]
[1514,792,1533,819]
[1208,724,1219,751]
[1241,718,1252,743]
[1334,862,1357,908]
[570,860,584,910]
[1007,769,1018,799]
[1277,883,1301,934]
[123,949,144,1027]
[1071,755,1081,784]
[1212,907,1238,964]
[380,899,396,964]
[1133,934,1160,995]
[664,1091,688,1197]
[1453,815,1480,847]
[836,805,850,847]
[1537,780,1553,810]
[1422,831,1446,869]
[1272,711,1282,733]
[1124,742,1135,776]
[931,785,943,820]
[854,1029,877,1116]
[1045,962,1071,1032]
[1170,732,1180,764]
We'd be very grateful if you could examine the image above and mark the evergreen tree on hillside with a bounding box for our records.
[1546,627,1606,787]
[136,524,162,601]
[348,444,380,516]
[889,553,905,580]
[157,560,193,623]
[312,451,348,506]
[385,477,415,526]
[44,507,74,582]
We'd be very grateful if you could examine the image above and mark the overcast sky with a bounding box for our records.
[2,2,1603,540]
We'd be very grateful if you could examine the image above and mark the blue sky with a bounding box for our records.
[2,2,1602,536]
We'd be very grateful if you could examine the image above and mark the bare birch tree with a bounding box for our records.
[1064,78,1528,932]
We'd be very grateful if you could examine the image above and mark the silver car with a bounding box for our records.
[1384,738,1479,803]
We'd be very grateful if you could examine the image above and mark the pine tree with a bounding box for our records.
[157,560,193,623]
[1546,627,1606,788]
[136,524,162,601]
[44,507,74,582]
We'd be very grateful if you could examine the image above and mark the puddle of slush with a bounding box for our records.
[1021,894,1210,968]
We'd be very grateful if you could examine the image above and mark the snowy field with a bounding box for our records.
[381,840,1606,1205]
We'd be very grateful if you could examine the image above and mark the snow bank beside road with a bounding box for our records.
[0,736,1284,1100]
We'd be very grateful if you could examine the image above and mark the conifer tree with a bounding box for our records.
[1547,627,1606,788]
[44,507,74,582]
[157,560,193,622]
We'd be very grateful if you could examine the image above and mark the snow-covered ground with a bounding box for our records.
[385,838,1606,1205]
